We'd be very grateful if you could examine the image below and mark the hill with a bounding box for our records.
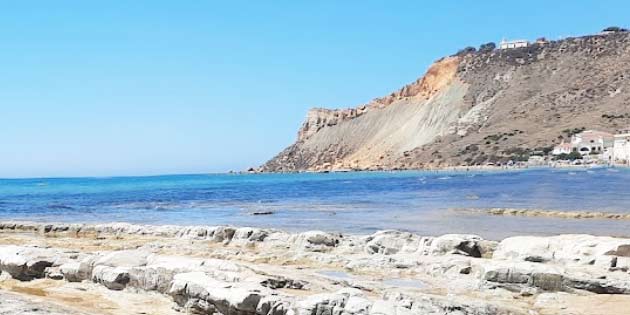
[262,31,630,171]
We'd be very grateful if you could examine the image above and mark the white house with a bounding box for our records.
[499,39,529,49]
[571,130,614,155]
[552,142,572,155]
[613,128,630,164]
[552,130,614,162]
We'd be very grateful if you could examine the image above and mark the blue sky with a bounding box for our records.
[1,1,627,177]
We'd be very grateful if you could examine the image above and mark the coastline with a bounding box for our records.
[460,207,630,221]
[252,163,629,175]
[4,168,630,240]
[1,220,630,315]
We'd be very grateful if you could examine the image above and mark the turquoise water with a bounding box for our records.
[1,168,629,239]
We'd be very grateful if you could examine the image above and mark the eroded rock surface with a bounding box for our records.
[1,221,630,314]
[0,291,85,315]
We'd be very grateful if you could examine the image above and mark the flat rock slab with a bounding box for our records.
[0,290,85,315]
[2,221,630,315]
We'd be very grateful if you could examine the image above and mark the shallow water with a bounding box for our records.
[1,168,630,239]
[316,270,353,280]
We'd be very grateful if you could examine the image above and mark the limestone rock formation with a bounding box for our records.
[0,246,58,281]
[2,221,630,314]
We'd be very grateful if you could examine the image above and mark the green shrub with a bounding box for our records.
[479,42,496,52]
[456,46,477,56]
[603,26,627,32]
[562,127,586,137]
[554,151,582,161]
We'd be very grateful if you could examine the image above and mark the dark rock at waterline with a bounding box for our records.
[48,204,74,210]
[249,211,274,216]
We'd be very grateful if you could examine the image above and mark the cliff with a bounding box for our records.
[262,32,630,172]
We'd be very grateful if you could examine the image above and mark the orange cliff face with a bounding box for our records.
[369,56,461,108]
[296,56,462,142]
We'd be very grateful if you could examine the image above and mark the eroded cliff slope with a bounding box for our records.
[263,32,630,171]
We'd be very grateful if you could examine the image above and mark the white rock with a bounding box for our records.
[369,300,401,315]
[94,250,150,268]
[344,296,372,314]
[481,260,564,290]
[91,265,130,290]
[256,295,293,315]
[429,234,484,257]
[364,231,423,255]
[293,231,340,252]
[593,255,617,269]
[233,227,270,242]
[0,245,59,280]
[169,272,267,314]
[210,226,236,242]
[60,255,97,282]
[129,255,246,293]
[295,292,346,315]
[494,235,630,266]
[616,257,630,270]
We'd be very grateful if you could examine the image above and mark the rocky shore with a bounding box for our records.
[1,221,630,314]
[457,207,630,221]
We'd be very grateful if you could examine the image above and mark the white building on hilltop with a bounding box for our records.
[613,127,630,165]
[500,39,529,49]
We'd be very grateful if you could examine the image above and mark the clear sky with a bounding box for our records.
[1,1,627,178]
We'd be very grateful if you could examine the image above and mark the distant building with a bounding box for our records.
[571,130,613,155]
[552,142,572,155]
[552,130,614,161]
[535,37,549,45]
[499,39,529,49]
[613,127,630,164]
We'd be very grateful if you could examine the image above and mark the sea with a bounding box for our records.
[1,167,629,240]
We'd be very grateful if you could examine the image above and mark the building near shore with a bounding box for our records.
[552,142,572,155]
[613,127,630,164]
[571,130,613,155]
[552,130,614,162]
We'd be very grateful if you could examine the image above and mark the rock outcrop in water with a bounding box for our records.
[262,31,630,171]
[2,221,630,314]
[481,207,630,220]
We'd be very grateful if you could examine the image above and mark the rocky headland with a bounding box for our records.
[1,221,630,314]
[262,31,630,172]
